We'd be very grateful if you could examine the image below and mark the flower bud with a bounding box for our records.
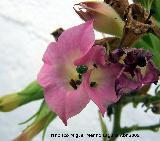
[13,102,56,141]
[0,81,43,112]
[0,93,23,112]
[74,1,124,37]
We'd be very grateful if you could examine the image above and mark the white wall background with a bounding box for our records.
[0,0,160,141]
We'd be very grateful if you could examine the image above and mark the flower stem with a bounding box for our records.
[99,111,108,141]
[121,123,160,133]
[13,101,57,141]
[121,94,160,106]
[107,93,160,141]
[109,103,122,141]
[0,81,44,112]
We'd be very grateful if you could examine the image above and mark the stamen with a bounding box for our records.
[78,74,82,79]
[69,79,77,90]
[90,82,97,87]
[93,63,97,68]
[76,65,88,74]
[75,80,81,85]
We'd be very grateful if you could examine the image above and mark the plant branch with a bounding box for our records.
[108,103,122,141]
[121,123,160,133]
[120,94,160,106]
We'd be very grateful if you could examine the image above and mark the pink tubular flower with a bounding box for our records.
[38,21,121,125]
[37,21,104,125]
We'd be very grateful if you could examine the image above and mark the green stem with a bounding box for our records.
[107,94,160,141]
[13,101,57,141]
[99,111,108,141]
[113,104,121,132]
[109,103,122,141]
[121,94,160,106]
[19,81,44,105]
[121,123,160,133]
[0,81,44,112]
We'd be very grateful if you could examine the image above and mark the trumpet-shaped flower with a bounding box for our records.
[38,21,107,125]
[38,21,120,124]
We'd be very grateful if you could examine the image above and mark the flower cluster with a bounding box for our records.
[37,21,159,125]
[1,1,160,141]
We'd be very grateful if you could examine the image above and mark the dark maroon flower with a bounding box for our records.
[109,49,125,63]
[108,48,160,96]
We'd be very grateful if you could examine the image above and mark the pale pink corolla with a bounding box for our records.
[37,21,105,125]
[37,21,121,125]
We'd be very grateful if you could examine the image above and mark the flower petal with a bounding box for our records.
[58,20,95,54]
[38,62,90,125]
[37,21,95,125]
[84,63,122,115]
[44,81,90,125]
[115,68,142,96]
[109,49,125,63]
[141,61,160,84]
[42,21,95,65]
[42,42,58,65]
[74,45,106,66]
[37,64,55,88]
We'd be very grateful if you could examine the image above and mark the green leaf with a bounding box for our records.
[152,0,160,22]
[134,33,160,69]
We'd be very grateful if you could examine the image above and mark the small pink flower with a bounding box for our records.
[37,21,103,125]
[38,21,120,125]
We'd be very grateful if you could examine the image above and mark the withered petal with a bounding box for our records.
[141,60,160,84]
[115,69,141,96]
[109,49,125,63]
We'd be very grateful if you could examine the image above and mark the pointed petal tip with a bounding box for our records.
[58,113,68,126]
[63,119,68,126]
